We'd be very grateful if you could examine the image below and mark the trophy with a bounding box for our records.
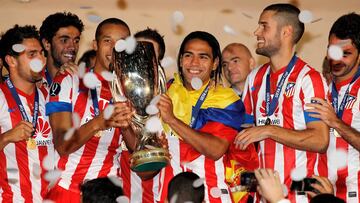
[110,41,170,172]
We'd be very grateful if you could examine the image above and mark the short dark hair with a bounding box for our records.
[177,31,222,85]
[0,25,40,70]
[95,18,130,41]
[310,194,345,203]
[40,12,84,43]
[329,12,360,51]
[81,177,124,203]
[135,27,166,60]
[78,49,96,68]
[167,172,205,203]
[263,3,304,44]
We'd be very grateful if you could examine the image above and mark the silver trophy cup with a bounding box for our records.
[110,41,170,172]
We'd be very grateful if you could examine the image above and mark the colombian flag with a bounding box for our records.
[164,74,258,203]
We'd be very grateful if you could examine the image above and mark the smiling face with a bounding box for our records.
[94,23,130,71]
[328,34,360,82]
[45,26,81,68]
[254,10,282,57]
[179,39,218,90]
[222,45,253,86]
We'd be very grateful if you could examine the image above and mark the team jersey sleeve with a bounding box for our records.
[301,69,328,123]
[45,73,77,115]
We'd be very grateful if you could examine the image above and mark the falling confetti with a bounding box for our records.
[72,113,81,128]
[64,128,76,141]
[145,104,159,115]
[145,116,163,133]
[78,62,86,78]
[191,77,203,90]
[329,149,348,170]
[42,154,53,171]
[103,104,115,120]
[101,71,115,82]
[328,45,343,60]
[223,25,237,35]
[192,178,205,188]
[290,167,307,181]
[160,56,175,68]
[83,72,100,89]
[29,59,43,73]
[116,195,129,203]
[150,95,161,105]
[12,44,25,53]
[115,39,127,52]
[210,187,222,198]
[125,36,137,54]
[298,10,313,24]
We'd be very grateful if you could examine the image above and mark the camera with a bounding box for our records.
[240,171,258,192]
[290,178,320,194]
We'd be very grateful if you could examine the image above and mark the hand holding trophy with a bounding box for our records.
[110,41,170,172]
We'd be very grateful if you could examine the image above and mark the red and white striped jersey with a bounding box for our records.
[242,57,327,203]
[157,122,236,203]
[0,83,55,203]
[120,144,160,203]
[316,78,360,203]
[45,72,123,193]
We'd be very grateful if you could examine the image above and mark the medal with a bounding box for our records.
[27,138,37,150]
[265,117,271,125]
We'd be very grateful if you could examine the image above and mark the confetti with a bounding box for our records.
[160,56,175,68]
[192,178,205,188]
[103,104,115,120]
[145,116,163,133]
[64,127,76,141]
[83,72,100,89]
[290,167,307,181]
[12,44,25,53]
[145,104,159,115]
[29,59,43,73]
[328,45,343,60]
[298,10,313,24]
[191,77,203,90]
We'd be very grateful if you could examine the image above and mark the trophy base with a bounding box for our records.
[130,148,170,172]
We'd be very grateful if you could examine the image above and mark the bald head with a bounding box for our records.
[222,43,255,92]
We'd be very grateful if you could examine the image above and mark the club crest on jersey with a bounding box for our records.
[345,95,357,109]
[284,82,296,97]
[49,82,61,96]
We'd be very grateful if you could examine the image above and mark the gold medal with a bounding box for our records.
[26,138,37,150]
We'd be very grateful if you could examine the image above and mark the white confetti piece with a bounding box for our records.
[44,169,61,183]
[290,167,307,181]
[32,163,41,179]
[64,127,76,141]
[160,56,175,68]
[150,95,161,105]
[192,178,205,188]
[72,113,81,128]
[210,187,222,198]
[83,72,100,89]
[29,59,43,73]
[115,39,127,52]
[329,149,348,170]
[78,62,86,78]
[172,11,185,24]
[298,10,313,24]
[145,104,159,115]
[103,104,115,120]
[125,36,137,54]
[12,44,25,53]
[101,71,115,82]
[87,14,102,23]
[42,154,53,171]
[109,176,123,187]
[328,45,343,60]
[223,25,237,35]
[145,116,163,133]
[116,195,129,203]
[191,77,203,90]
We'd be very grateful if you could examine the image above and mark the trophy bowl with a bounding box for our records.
[110,41,170,172]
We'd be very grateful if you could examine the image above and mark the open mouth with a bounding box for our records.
[64,53,75,61]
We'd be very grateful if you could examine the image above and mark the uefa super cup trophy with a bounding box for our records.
[110,41,170,172]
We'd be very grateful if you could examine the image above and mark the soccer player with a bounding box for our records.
[234,3,329,202]
[39,12,84,86]
[157,31,245,202]
[45,18,136,202]
[0,25,54,202]
[308,13,360,202]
